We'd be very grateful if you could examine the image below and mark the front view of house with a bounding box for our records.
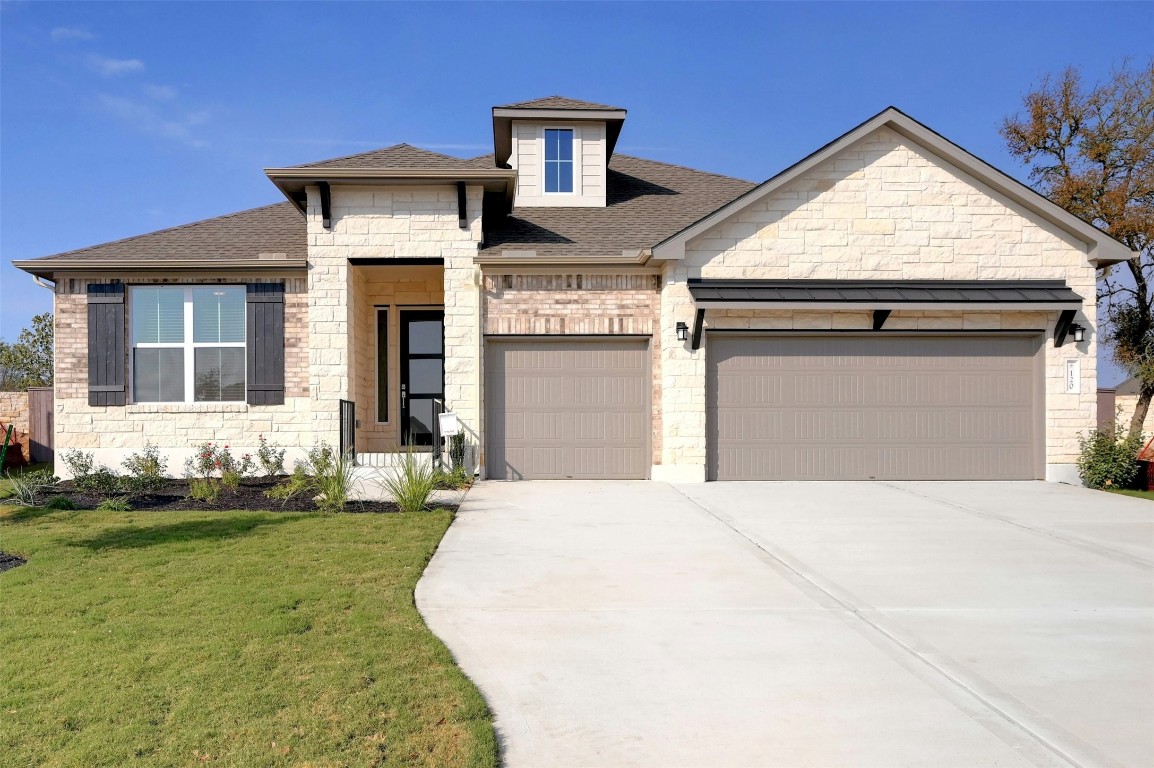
[15,98,1134,483]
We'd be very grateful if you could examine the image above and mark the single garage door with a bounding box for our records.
[708,334,1041,481]
[486,338,649,480]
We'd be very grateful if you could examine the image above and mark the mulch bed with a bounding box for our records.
[41,477,443,514]
[0,551,27,573]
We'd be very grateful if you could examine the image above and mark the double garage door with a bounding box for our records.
[486,339,649,480]
[709,334,1043,481]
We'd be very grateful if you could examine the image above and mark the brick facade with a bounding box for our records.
[50,275,308,477]
[483,272,663,464]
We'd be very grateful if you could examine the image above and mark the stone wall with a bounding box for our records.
[483,272,663,465]
[0,391,29,434]
[50,275,309,477]
[660,125,1099,482]
[308,184,484,469]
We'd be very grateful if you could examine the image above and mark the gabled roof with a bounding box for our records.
[496,96,625,111]
[652,106,1137,266]
[288,143,495,171]
[12,203,307,279]
[481,155,755,259]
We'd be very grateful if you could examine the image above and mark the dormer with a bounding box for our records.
[492,96,627,208]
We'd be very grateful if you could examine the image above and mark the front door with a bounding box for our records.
[400,310,445,446]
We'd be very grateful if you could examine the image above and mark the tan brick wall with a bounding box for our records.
[483,272,663,465]
[50,275,309,477]
[661,125,1099,481]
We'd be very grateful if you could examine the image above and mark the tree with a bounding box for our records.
[0,313,54,390]
[1002,61,1154,439]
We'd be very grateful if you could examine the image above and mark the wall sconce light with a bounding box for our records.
[676,322,689,342]
[1070,323,1086,343]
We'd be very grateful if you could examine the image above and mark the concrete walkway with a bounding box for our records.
[416,481,1154,768]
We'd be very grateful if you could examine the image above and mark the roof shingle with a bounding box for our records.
[482,155,755,257]
[289,143,495,170]
[496,96,625,111]
[24,203,307,265]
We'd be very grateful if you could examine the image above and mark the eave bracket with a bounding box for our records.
[1054,308,1077,347]
[872,309,891,330]
[691,308,706,351]
[318,181,332,230]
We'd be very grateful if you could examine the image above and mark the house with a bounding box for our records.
[1101,377,1147,434]
[13,98,1135,484]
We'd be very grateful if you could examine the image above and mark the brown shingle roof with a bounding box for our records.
[496,96,625,111]
[23,203,306,265]
[482,155,755,257]
[289,143,495,170]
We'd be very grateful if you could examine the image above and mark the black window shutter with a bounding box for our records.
[87,283,127,406]
[246,283,286,405]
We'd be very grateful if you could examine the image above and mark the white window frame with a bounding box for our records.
[129,285,247,404]
[542,126,577,195]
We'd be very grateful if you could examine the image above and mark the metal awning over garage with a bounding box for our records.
[686,279,1085,348]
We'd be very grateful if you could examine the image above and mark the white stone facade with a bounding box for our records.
[658,126,1098,483]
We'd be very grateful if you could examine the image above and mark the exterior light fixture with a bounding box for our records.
[1071,323,1086,343]
[676,322,689,342]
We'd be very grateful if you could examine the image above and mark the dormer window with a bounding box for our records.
[544,128,574,193]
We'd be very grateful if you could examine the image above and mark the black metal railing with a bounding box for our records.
[339,399,356,464]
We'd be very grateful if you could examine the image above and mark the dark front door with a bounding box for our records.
[400,310,444,446]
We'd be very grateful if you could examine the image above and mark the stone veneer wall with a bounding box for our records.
[51,275,309,478]
[483,272,663,466]
[0,391,29,434]
[660,126,1098,482]
[307,185,483,469]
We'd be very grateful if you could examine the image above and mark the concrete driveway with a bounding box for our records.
[416,482,1154,768]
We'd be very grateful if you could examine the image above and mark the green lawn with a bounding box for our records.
[1107,488,1154,501]
[0,506,496,767]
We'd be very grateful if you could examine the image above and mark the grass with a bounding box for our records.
[0,505,497,767]
[0,462,52,500]
[1106,488,1154,501]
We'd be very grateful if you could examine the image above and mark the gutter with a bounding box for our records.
[12,257,308,280]
[473,248,653,267]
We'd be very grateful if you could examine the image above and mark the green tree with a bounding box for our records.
[0,313,54,389]
[1002,61,1154,439]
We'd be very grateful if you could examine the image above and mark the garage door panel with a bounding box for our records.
[710,335,1040,481]
[487,339,649,480]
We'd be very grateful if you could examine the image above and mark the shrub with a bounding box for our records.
[256,435,286,477]
[435,464,470,490]
[1077,422,1143,490]
[45,495,77,510]
[262,443,356,512]
[220,470,242,492]
[448,430,466,470]
[96,496,132,512]
[75,467,122,498]
[184,442,220,481]
[4,468,59,506]
[188,478,221,504]
[265,465,311,505]
[61,449,95,482]
[120,443,168,497]
[382,451,438,513]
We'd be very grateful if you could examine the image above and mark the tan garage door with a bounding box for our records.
[708,335,1041,481]
[486,338,649,480]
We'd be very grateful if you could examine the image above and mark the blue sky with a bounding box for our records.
[1,1,1150,384]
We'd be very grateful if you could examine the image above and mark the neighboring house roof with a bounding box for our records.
[1116,377,1142,396]
[481,155,755,259]
[651,106,1137,267]
[288,143,495,171]
[496,96,625,111]
[12,203,307,277]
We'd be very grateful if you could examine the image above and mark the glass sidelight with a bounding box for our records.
[400,310,444,446]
